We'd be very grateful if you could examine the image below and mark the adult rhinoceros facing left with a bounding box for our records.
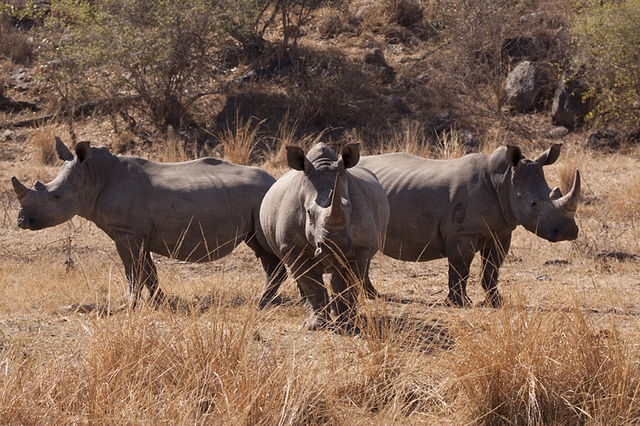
[358,144,580,308]
[11,137,286,308]
[259,142,389,332]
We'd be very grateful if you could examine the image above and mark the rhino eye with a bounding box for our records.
[530,200,538,207]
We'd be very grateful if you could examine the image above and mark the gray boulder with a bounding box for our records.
[552,78,591,130]
[505,61,553,113]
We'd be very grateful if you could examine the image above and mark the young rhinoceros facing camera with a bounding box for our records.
[259,142,389,332]
[11,137,287,308]
[358,144,580,307]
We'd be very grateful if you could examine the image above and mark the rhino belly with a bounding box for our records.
[149,224,248,262]
[381,218,445,262]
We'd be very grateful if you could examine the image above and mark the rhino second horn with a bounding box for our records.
[549,186,563,200]
[554,170,581,214]
[326,174,346,228]
[11,176,29,201]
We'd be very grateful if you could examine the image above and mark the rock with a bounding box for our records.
[585,129,619,150]
[505,61,553,113]
[3,130,16,141]
[364,48,387,66]
[552,78,591,130]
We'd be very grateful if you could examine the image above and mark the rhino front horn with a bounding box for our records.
[556,169,581,215]
[11,176,29,201]
[326,174,346,228]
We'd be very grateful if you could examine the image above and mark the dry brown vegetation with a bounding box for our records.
[2,124,640,424]
[2,0,640,424]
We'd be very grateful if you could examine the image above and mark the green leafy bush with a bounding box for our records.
[572,0,640,130]
[42,0,225,130]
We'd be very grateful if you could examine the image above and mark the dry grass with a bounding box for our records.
[30,125,58,165]
[217,111,265,166]
[2,124,640,424]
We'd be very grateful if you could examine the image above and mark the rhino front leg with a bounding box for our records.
[329,267,358,331]
[480,234,511,308]
[446,239,476,307]
[289,258,330,330]
[115,235,163,308]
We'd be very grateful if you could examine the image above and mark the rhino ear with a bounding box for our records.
[286,146,306,171]
[75,141,92,163]
[506,145,522,167]
[55,137,74,162]
[535,143,562,166]
[341,143,360,169]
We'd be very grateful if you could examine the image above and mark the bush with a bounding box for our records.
[41,0,228,131]
[571,0,640,131]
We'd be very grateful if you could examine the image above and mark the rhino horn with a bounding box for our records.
[326,174,346,228]
[549,186,563,200]
[554,170,581,215]
[11,176,30,201]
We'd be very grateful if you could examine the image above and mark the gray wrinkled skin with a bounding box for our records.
[11,138,286,307]
[259,142,389,332]
[358,144,580,307]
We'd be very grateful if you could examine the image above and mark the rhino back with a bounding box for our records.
[94,157,274,262]
[359,152,509,261]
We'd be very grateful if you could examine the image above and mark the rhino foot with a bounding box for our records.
[445,293,473,308]
[302,312,330,331]
[481,293,503,308]
[329,320,361,336]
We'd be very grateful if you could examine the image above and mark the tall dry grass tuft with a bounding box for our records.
[218,111,264,165]
[450,304,640,424]
[155,127,195,163]
[376,120,431,157]
[261,119,327,177]
[432,127,469,160]
[30,126,58,165]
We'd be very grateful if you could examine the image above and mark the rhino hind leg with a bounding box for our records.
[245,236,288,308]
[256,253,288,309]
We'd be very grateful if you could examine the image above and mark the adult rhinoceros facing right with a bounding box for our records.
[358,144,580,307]
[11,137,286,308]
[259,142,389,332]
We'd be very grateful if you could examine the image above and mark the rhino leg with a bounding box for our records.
[247,238,288,309]
[115,235,163,308]
[479,234,511,308]
[446,239,475,307]
[290,258,330,330]
[329,267,358,330]
[360,258,379,299]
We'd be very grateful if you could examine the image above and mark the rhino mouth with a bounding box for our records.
[537,223,579,242]
[17,214,45,230]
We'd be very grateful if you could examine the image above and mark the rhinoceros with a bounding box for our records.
[11,137,286,308]
[358,144,580,307]
[259,142,389,331]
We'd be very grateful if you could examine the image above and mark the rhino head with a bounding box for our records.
[287,142,359,261]
[506,144,580,242]
[12,138,93,230]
